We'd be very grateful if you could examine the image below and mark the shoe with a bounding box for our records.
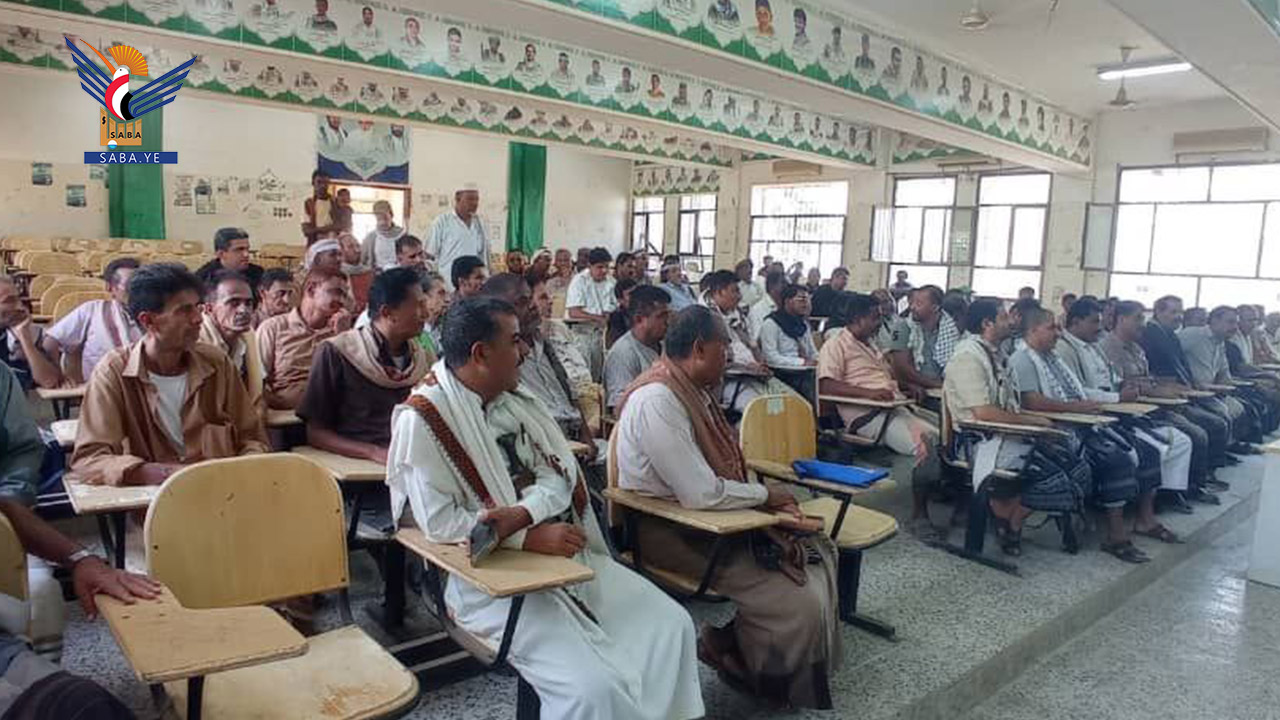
[1229,442,1262,455]
[1204,478,1231,492]
[907,517,947,543]
[1221,455,1242,466]
[1158,492,1194,515]
[1101,541,1150,564]
[1188,488,1222,505]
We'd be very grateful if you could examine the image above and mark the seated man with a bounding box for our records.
[657,259,697,313]
[604,285,670,411]
[615,305,841,709]
[0,361,42,505]
[394,234,427,272]
[1227,304,1280,414]
[298,267,431,466]
[416,271,449,357]
[255,267,297,326]
[195,227,264,293]
[485,274,599,461]
[703,270,789,416]
[888,285,958,394]
[339,232,373,313]
[565,248,617,381]
[809,266,849,318]
[1009,306,1148,563]
[613,250,639,283]
[450,255,487,301]
[1105,300,1228,505]
[870,288,903,351]
[41,257,142,386]
[257,267,352,410]
[0,498,159,718]
[818,293,942,536]
[1182,306,1208,328]
[735,258,763,308]
[759,284,819,398]
[1057,299,1193,533]
[72,264,269,486]
[1177,305,1257,445]
[0,276,58,390]
[943,299,1072,556]
[304,236,343,274]
[605,278,638,349]
[386,298,704,720]
[746,269,787,342]
[503,249,527,276]
[198,270,263,413]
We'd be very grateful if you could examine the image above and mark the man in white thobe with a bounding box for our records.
[387,297,703,720]
[427,185,490,290]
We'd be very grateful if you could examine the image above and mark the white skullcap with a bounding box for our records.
[457,182,480,193]
[305,237,341,268]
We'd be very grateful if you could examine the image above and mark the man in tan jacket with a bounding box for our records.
[71,264,268,487]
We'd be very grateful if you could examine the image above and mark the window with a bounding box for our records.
[876,177,956,288]
[971,172,1051,298]
[748,182,848,278]
[631,196,665,272]
[1109,163,1280,309]
[329,182,410,243]
[678,194,716,275]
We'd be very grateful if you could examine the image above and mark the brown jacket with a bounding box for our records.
[256,308,338,410]
[71,340,269,486]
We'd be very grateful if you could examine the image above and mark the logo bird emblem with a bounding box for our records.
[65,36,198,121]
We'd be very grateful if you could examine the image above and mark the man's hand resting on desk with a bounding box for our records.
[480,506,534,542]
[74,557,161,619]
[524,523,587,557]
[764,485,802,519]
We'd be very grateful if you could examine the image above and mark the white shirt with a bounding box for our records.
[565,271,616,315]
[759,317,818,369]
[739,279,764,308]
[616,383,768,509]
[150,372,188,456]
[746,294,776,342]
[362,224,405,270]
[426,211,490,289]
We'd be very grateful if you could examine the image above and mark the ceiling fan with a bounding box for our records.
[1108,46,1139,110]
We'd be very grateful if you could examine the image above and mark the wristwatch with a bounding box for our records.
[65,549,98,567]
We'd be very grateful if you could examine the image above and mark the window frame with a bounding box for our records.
[747,181,849,278]
[630,196,666,270]
[974,171,1052,271]
[880,174,960,286]
[1107,161,1280,307]
[677,193,717,275]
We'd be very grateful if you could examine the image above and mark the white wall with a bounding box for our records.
[0,67,631,253]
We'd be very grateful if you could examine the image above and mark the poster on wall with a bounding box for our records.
[31,162,52,186]
[315,115,410,183]
[65,184,86,207]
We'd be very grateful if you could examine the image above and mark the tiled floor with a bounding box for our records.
[963,520,1280,720]
[50,444,1271,720]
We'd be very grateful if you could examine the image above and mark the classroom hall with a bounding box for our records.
[2,0,1280,718]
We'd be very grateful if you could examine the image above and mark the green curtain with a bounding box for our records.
[506,142,546,254]
[108,109,166,239]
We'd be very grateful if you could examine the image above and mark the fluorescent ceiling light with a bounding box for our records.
[1097,57,1192,80]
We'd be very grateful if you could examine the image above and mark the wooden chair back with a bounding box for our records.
[26,253,82,276]
[40,281,102,313]
[144,454,349,609]
[605,426,625,531]
[551,292,567,319]
[52,291,109,323]
[29,274,83,302]
[0,513,27,602]
[740,393,817,467]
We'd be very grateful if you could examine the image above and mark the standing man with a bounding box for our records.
[301,169,338,246]
[258,267,353,411]
[72,264,269,487]
[195,227,265,294]
[41,257,143,386]
[546,248,575,297]
[565,248,617,380]
[198,270,264,414]
[360,199,407,271]
[426,184,489,290]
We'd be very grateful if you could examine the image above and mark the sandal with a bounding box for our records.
[994,517,1022,557]
[1134,524,1184,544]
[1101,541,1150,564]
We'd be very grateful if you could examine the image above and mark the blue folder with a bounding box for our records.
[791,460,890,488]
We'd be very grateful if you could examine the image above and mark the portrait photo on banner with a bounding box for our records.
[315,114,410,183]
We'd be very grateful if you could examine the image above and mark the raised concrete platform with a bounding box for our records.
[55,445,1267,720]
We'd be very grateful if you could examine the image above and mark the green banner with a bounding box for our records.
[506,142,547,255]
[108,109,166,240]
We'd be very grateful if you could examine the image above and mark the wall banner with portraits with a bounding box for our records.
[631,162,720,196]
[2,21,734,168]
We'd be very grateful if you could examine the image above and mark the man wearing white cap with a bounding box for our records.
[427,184,489,290]
[361,199,407,271]
[306,236,343,273]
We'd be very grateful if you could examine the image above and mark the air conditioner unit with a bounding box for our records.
[771,159,824,178]
[1172,127,1269,155]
